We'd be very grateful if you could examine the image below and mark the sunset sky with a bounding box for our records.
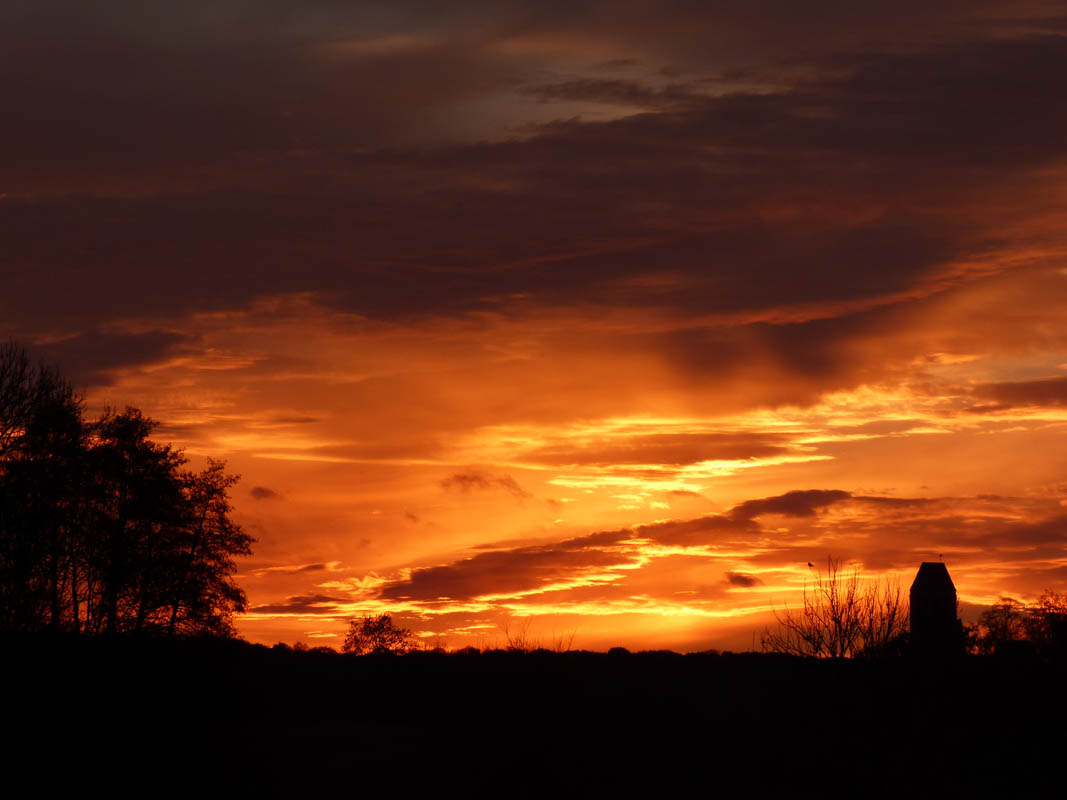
[6,1,1067,651]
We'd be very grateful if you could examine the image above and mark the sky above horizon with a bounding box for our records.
[6,1,1067,650]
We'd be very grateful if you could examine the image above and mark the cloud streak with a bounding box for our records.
[440,471,532,498]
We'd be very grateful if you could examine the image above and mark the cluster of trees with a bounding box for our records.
[970,591,1067,657]
[760,557,909,658]
[0,342,253,637]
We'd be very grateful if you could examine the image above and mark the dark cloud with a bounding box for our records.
[250,593,346,615]
[729,489,852,520]
[725,572,762,588]
[972,375,1067,410]
[636,515,756,546]
[254,563,330,575]
[851,495,939,509]
[651,312,895,402]
[763,496,1067,574]
[379,529,633,602]
[983,514,1067,549]
[378,513,764,604]
[374,491,1067,616]
[520,78,708,109]
[440,471,531,498]
[31,329,190,387]
[4,16,1067,378]
[250,486,281,500]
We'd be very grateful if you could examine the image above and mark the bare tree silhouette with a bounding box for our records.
[761,556,908,658]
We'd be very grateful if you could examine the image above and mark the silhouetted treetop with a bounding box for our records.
[971,591,1067,658]
[342,614,415,655]
[0,340,80,460]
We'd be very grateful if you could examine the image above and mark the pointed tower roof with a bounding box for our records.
[910,561,956,595]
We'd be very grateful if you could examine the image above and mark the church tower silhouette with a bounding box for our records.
[910,561,961,654]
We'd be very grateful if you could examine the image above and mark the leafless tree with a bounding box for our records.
[761,556,909,658]
[503,617,534,652]
[549,630,577,653]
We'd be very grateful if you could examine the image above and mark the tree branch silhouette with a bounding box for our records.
[760,556,908,658]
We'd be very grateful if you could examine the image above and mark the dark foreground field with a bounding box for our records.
[5,635,1065,793]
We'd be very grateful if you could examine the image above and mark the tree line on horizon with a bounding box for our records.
[274,564,1067,660]
[970,591,1067,657]
[0,342,253,636]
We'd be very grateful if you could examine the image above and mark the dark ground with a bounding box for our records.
[3,635,1064,793]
